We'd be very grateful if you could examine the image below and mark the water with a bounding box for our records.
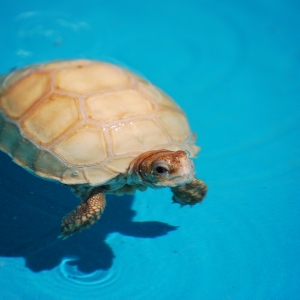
[0,0,300,299]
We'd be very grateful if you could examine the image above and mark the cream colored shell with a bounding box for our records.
[0,60,199,185]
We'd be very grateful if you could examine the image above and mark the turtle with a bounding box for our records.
[0,59,207,239]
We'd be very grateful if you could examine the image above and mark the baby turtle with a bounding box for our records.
[0,60,207,238]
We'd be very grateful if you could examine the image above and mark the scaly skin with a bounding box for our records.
[129,150,195,188]
[59,188,106,239]
[59,150,207,239]
[171,178,208,206]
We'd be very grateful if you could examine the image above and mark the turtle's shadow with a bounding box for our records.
[0,152,178,273]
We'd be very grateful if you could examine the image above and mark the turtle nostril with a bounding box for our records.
[190,160,194,169]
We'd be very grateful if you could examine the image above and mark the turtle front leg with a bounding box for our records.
[171,178,208,206]
[58,188,106,239]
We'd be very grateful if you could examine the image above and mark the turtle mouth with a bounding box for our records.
[172,156,194,180]
[169,166,195,187]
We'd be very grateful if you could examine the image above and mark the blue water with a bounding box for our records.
[1,0,300,299]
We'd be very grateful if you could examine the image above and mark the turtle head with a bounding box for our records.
[129,150,195,188]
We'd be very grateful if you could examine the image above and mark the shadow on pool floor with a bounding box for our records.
[0,152,177,273]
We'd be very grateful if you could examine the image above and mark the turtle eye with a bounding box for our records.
[152,162,169,176]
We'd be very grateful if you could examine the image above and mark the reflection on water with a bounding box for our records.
[11,11,106,67]
[59,256,119,286]
[0,151,177,274]
[0,1,299,299]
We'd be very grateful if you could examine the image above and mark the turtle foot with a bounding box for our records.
[58,190,106,239]
[171,178,207,206]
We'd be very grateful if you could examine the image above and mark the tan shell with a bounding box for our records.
[0,60,199,186]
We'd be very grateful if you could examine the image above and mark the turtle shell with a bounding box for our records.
[0,60,199,185]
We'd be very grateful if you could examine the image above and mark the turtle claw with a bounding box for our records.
[58,190,106,239]
[171,178,207,206]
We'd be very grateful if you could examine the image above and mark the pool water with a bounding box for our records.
[0,0,300,299]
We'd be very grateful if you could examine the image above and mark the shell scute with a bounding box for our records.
[83,165,117,186]
[85,89,154,123]
[0,122,21,155]
[22,93,82,145]
[0,60,199,185]
[33,150,66,180]
[156,109,190,142]
[137,81,180,109]
[53,124,108,166]
[61,167,86,184]
[109,119,169,156]
[0,72,51,119]
[105,156,135,173]
[54,62,131,95]
[13,137,39,169]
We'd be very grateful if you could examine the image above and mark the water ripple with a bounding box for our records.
[13,11,106,65]
[58,256,119,287]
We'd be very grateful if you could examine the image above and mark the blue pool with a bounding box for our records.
[0,0,299,299]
